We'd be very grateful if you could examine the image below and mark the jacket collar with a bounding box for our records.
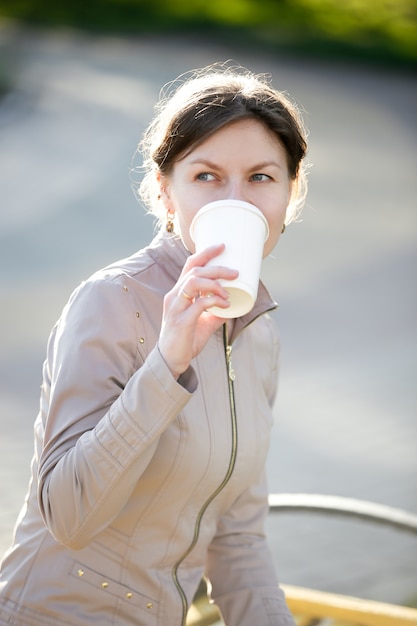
[148,231,190,283]
[149,231,278,330]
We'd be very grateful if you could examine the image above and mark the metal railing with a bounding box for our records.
[186,494,417,626]
[268,493,417,535]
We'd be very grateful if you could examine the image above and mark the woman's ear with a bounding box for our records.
[156,172,173,212]
[288,178,294,204]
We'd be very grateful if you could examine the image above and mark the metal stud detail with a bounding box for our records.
[123,286,128,292]
[126,592,133,599]
[139,337,145,344]
[147,602,153,609]
[136,312,140,318]
[77,569,84,577]
[101,582,109,589]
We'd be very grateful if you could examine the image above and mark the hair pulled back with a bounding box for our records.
[138,63,308,226]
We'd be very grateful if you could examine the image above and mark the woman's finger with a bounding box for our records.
[180,288,194,303]
[180,244,225,275]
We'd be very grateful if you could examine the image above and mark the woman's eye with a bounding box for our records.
[196,172,215,181]
[251,173,271,182]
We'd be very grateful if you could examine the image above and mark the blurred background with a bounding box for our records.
[0,0,416,610]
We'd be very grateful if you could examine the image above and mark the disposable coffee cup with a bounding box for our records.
[190,199,269,318]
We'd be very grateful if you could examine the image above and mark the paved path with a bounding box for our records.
[0,24,416,607]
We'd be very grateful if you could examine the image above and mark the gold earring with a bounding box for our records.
[166,211,174,233]
[281,223,286,234]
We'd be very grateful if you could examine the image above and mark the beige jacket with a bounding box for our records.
[0,232,295,626]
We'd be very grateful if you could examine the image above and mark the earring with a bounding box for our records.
[281,223,286,234]
[166,211,174,233]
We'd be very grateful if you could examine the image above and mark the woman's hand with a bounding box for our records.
[158,244,238,378]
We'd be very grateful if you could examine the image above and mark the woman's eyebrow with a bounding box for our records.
[189,158,282,170]
[248,160,283,170]
[189,158,220,169]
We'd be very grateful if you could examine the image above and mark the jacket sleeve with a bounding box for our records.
[38,274,196,550]
[206,471,295,626]
[258,312,281,409]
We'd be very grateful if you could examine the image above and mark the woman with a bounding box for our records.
[0,63,308,626]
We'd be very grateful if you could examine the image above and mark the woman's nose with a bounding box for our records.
[226,180,246,201]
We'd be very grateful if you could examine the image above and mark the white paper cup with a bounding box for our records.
[190,199,269,318]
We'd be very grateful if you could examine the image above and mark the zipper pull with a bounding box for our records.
[226,345,236,382]
[223,323,236,382]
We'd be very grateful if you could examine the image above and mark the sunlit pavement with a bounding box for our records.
[0,24,416,606]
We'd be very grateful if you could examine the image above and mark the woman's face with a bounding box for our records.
[160,118,293,256]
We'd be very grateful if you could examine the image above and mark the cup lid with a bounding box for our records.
[190,199,269,242]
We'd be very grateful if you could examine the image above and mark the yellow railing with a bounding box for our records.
[186,494,417,626]
[283,584,417,626]
[187,584,417,625]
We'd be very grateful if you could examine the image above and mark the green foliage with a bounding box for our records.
[0,0,416,67]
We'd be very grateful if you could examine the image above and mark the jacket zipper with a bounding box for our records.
[172,323,238,625]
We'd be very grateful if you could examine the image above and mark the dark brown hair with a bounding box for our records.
[138,64,308,225]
